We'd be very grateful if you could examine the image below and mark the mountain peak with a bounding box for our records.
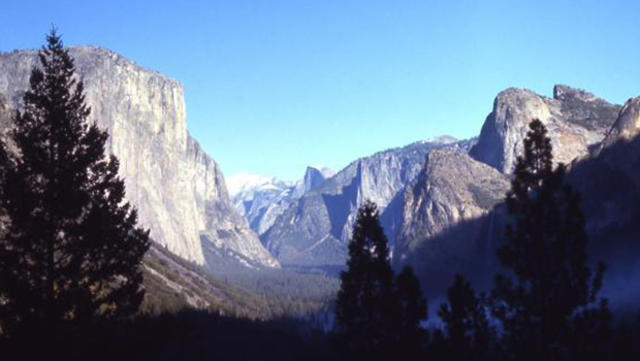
[425,135,458,144]
[553,84,598,102]
[306,165,335,179]
[471,85,620,174]
[302,165,334,193]
[226,173,286,197]
[599,96,640,150]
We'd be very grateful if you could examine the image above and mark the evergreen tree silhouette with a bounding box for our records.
[438,274,491,361]
[491,119,609,361]
[0,29,149,338]
[336,201,428,360]
[335,200,400,359]
[394,266,428,358]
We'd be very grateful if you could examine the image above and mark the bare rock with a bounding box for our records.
[395,148,509,261]
[470,85,620,173]
[0,46,278,269]
[598,96,640,151]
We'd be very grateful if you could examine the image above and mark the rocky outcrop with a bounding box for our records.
[567,97,640,233]
[300,166,335,195]
[394,149,509,262]
[598,96,640,151]
[470,85,620,174]
[0,46,278,269]
[261,137,472,266]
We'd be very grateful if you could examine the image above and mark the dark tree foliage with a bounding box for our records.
[336,200,427,359]
[0,309,335,361]
[0,29,149,338]
[394,266,428,357]
[438,274,492,361]
[336,200,396,354]
[491,119,610,361]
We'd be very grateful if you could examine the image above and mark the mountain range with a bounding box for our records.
[1,45,639,315]
[261,135,474,267]
[228,165,335,236]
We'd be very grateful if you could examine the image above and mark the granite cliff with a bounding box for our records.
[0,46,278,269]
[399,87,640,308]
[470,85,620,173]
[599,96,640,151]
[399,85,620,262]
[394,149,509,263]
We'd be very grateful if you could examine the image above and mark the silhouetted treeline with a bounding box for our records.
[0,310,334,361]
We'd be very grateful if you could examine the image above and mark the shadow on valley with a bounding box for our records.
[399,211,503,302]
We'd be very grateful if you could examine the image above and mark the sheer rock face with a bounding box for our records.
[470,85,620,174]
[394,149,509,262]
[300,166,335,194]
[599,96,640,151]
[261,137,473,267]
[0,46,278,269]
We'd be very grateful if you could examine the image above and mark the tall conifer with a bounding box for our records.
[439,274,491,361]
[491,119,609,361]
[0,29,149,337]
[336,200,396,355]
[336,201,427,359]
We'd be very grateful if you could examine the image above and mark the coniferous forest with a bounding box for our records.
[1,22,640,361]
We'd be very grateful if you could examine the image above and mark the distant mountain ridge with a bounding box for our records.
[261,136,474,267]
[229,166,335,236]
[258,84,630,276]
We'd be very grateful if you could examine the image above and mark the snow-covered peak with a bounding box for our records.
[423,135,458,145]
[228,166,335,236]
[226,173,290,197]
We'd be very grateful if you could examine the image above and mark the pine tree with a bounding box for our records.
[335,200,398,357]
[336,201,428,360]
[394,266,428,358]
[0,29,149,338]
[438,274,491,361]
[491,119,609,361]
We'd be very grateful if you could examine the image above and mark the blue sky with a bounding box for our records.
[1,1,639,181]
